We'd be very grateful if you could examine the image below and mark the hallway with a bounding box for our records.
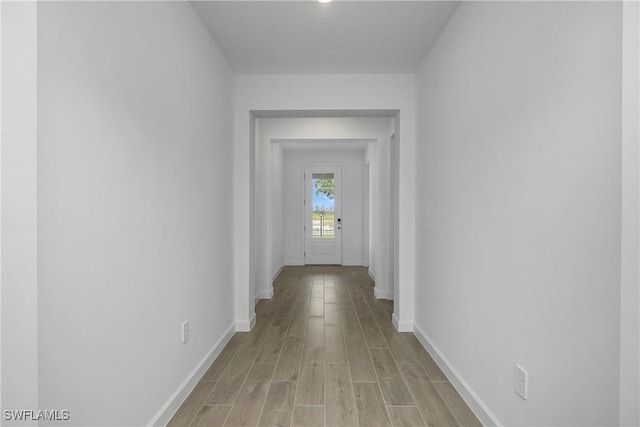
[168,266,481,427]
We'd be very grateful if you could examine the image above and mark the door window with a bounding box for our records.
[312,173,335,239]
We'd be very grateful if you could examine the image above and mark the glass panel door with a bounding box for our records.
[312,173,335,239]
[305,166,342,265]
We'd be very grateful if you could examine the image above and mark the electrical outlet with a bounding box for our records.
[514,365,528,400]
[182,320,190,344]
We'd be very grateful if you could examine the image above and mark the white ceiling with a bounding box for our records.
[191,1,461,74]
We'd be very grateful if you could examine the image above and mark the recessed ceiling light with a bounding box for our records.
[317,0,333,3]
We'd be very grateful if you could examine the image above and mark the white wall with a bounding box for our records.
[363,161,370,267]
[390,123,400,307]
[253,119,272,301]
[620,1,640,425]
[271,143,284,279]
[282,148,365,266]
[37,2,235,426]
[365,143,377,276]
[1,2,39,423]
[414,2,623,425]
[234,77,415,331]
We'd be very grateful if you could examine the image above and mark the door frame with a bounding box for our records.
[303,164,343,265]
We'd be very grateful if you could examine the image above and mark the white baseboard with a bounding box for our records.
[342,259,363,266]
[236,312,256,332]
[147,323,235,427]
[374,287,393,300]
[413,323,502,427]
[272,265,284,282]
[392,313,413,332]
[368,269,376,281]
[284,259,304,266]
[259,287,274,300]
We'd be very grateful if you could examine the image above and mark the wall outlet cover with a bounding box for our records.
[515,364,528,400]
[182,320,190,344]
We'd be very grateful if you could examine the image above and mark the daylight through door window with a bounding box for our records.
[312,173,335,239]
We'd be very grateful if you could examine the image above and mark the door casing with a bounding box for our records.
[304,164,342,265]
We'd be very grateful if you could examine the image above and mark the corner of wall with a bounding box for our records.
[259,287,274,300]
[391,314,412,333]
[374,287,393,300]
[235,313,256,333]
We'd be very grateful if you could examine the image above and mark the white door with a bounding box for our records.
[305,165,342,265]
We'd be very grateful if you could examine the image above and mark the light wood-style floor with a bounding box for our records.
[168,266,482,427]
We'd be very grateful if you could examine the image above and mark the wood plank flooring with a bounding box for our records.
[167,266,482,427]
